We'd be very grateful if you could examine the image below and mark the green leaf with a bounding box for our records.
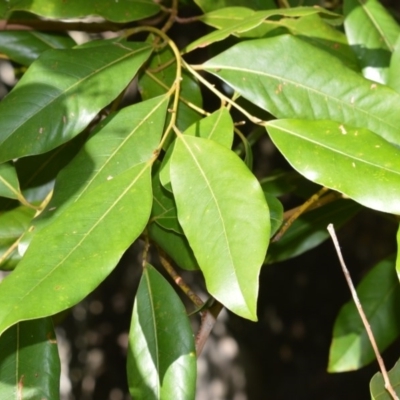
[329,256,400,372]
[266,119,400,215]
[194,0,275,13]
[388,35,400,93]
[0,162,20,200]
[170,136,270,320]
[186,7,342,52]
[0,0,160,22]
[0,318,60,399]
[139,45,202,132]
[0,31,75,66]
[263,193,283,237]
[148,223,199,271]
[277,13,359,71]
[0,162,153,336]
[266,199,360,264]
[0,40,152,163]
[344,0,400,83]
[0,206,36,270]
[203,35,400,146]
[395,225,400,279]
[127,264,196,400]
[36,95,168,229]
[370,359,400,399]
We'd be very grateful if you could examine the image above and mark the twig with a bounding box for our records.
[273,187,329,242]
[327,224,399,400]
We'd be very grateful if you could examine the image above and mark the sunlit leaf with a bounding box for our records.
[329,256,400,372]
[0,0,160,22]
[203,35,400,146]
[344,0,400,83]
[127,264,196,400]
[0,318,60,399]
[171,136,270,320]
[194,0,275,13]
[266,119,400,214]
[0,40,152,163]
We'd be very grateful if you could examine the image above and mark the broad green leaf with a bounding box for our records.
[0,318,60,399]
[266,199,360,264]
[266,119,400,215]
[0,162,153,336]
[36,95,168,228]
[263,193,283,237]
[0,31,75,66]
[170,136,270,320]
[277,13,359,71]
[127,264,196,400]
[139,45,202,133]
[194,0,275,13]
[0,40,152,163]
[185,7,342,52]
[370,359,400,399]
[0,0,160,22]
[329,256,400,372]
[148,223,199,271]
[159,108,233,192]
[0,206,35,270]
[344,0,400,83]
[151,162,182,234]
[0,162,20,200]
[388,35,400,93]
[203,35,400,146]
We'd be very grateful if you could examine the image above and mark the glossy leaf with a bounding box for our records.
[170,136,270,320]
[139,45,202,132]
[344,0,400,83]
[0,0,160,22]
[148,223,199,271]
[266,119,400,214]
[0,162,20,200]
[0,161,153,336]
[186,7,342,52]
[194,0,275,13]
[36,95,168,229]
[329,256,400,372]
[370,359,400,399]
[203,35,400,146]
[0,318,60,399]
[0,206,35,270]
[127,264,196,400]
[0,40,152,163]
[266,199,360,264]
[0,31,75,66]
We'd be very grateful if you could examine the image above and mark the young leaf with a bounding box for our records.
[127,264,196,400]
[344,0,400,84]
[148,223,199,271]
[0,318,60,399]
[0,0,160,22]
[266,199,360,264]
[0,31,75,66]
[203,35,400,146]
[0,161,153,336]
[370,359,400,399]
[0,40,152,163]
[266,119,400,215]
[328,256,400,372]
[0,162,21,200]
[170,136,270,320]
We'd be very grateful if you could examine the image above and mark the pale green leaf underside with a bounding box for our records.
[170,136,270,320]
[267,119,400,215]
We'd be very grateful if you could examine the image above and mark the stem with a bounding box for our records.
[273,187,329,242]
[327,224,399,400]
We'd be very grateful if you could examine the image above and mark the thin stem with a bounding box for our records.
[0,236,21,265]
[184,61,265,125]
[158,249,204,308]
[160,0,178,33]
[273,187,329,242]
[327,224,399,400]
